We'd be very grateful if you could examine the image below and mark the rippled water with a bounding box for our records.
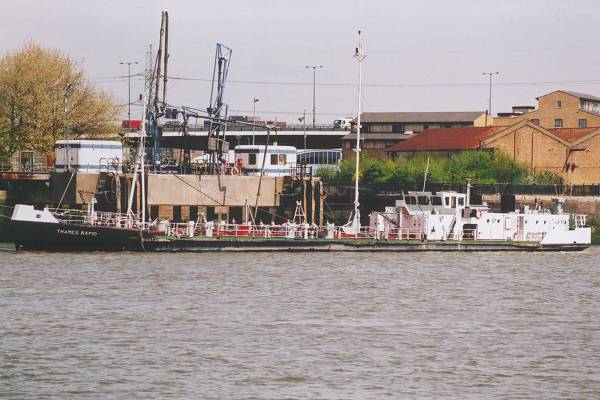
[1,246,600,399]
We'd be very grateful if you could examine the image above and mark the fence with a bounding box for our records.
[322,181,600,197]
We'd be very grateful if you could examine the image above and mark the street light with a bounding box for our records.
[252,97,260,145]
[305,65,324,127]
[120,61,139,126]
[482,71,500,125]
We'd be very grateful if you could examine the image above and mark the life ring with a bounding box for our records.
[230,167,240,176]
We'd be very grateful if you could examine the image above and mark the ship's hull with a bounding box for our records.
[11,220,589,252]
[143,237,589,252]
[12,220,146,251]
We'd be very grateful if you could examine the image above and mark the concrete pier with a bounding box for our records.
[0,190,9,241]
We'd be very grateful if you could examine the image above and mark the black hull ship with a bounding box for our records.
[10,201,591,253]
[11,205,148,252]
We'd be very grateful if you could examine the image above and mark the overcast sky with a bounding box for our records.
[2,0,600,123]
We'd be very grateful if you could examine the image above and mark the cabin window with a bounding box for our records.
[458,197,464,206]
[278,154,287,165]
[271,154,278,165]
[451,196,456,208]
[406,196,417,205]
[444,197,450,206]
[431,197,442,206]
[418,196,429,205]
[249,154,257,165]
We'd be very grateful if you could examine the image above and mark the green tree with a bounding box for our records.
[0,42,122,157]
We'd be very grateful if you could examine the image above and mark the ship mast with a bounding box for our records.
[352,30,366,234]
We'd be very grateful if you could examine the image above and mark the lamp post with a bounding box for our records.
[305,65,323,127]
[252,97,259,145]
[120,61,139,126]
[482,71,499,126]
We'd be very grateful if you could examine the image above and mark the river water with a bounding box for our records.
[1,245,599,399]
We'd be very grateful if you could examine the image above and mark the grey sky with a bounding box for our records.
[2,0,599,123]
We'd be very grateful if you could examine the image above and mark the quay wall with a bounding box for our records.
[483,194,600,220]
[0,190,10,242]
[146,174,283,207]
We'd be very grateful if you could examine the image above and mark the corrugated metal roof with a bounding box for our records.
[359,111,485,123]
[387,126,505,152]
[550,128,598,142]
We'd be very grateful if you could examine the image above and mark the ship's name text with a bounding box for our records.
[57,228,98,237]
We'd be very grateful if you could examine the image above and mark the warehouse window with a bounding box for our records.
[578,119,588,128]
[531,119,540,126]
[392,124,404,133]
[555,100,562,109]
[554,119,563,128]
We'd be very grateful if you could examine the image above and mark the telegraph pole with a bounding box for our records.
[252,97,259,145]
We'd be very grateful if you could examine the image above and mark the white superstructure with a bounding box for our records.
[369,191,591,246]
[55,140,123,173]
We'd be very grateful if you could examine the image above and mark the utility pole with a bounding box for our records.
[298,110,307,151]
[252,97,259,145]
[482,71,499,125]
[120,61,139,126]
[63,83,72,172]
[305,65,323,127]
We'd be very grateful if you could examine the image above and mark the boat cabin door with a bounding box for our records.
[516,215,525,241]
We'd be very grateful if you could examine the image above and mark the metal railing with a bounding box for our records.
[122,123,349,134]
[156,222,429,241]
[0,162,53,173]
[48,208,145,229]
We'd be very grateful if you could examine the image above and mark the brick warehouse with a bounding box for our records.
[387,120,600,184]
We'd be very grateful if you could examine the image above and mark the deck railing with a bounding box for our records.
[48,208,145,229]
[0,163,53,173]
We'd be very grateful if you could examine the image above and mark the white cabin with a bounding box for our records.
[370,191,590,246]
[55,140,123,173]
[234,144,297,176]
